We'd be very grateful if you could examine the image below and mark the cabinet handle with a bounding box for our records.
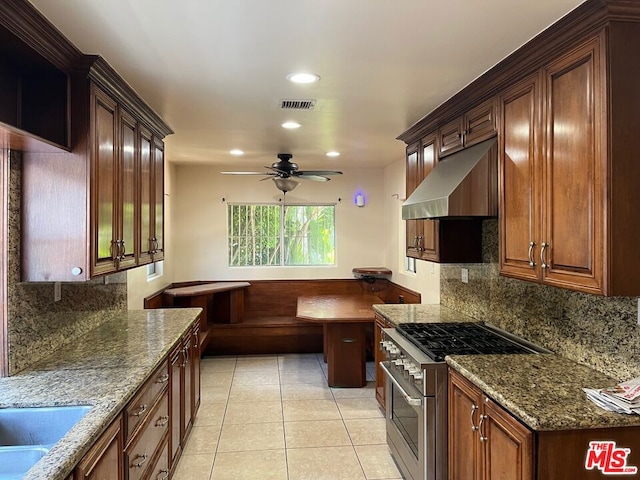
[155,415,169,427]
[540,242,548,269]
[131,453,148,468]
[527,241,536,268]
[181,346,189,367]
[156,470,169,480]
[131,404,147,417]
[156,373,169,384]
[479,414,488,442]
[120,240,126,259]
[470,404,479,431]
[416,235,423,252]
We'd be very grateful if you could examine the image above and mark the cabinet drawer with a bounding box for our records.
[125,360,169,443]
[125,392,169,480]
[147,439,170,480]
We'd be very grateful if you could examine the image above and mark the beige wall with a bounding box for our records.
[383,158,440,304]
[127,162,176,309]
[170,164,386,281]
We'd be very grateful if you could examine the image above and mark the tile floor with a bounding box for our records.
[172,353,403,480]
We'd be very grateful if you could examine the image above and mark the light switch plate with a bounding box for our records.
[461,268,469,284]
[54,282,61,302]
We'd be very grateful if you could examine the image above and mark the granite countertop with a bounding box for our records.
[374,303,640,432]
[373,303,477,325]
[0,307,201,480]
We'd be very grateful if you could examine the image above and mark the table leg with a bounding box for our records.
[326,322,367,388]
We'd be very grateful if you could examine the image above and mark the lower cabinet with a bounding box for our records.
[449,369,534,480]
[169,318,202,472]
[75,414,124,480]
[374,313,390,408]
[73,316,201,480]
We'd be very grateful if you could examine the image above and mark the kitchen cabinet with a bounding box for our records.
[374,313,391,408]
[169,317,201,472]
[499,33,614,295]
[438,98,497,157]
[405,133,483,264]
[75,414,124,480]
[449,370,534,480]
[21,55,173,281]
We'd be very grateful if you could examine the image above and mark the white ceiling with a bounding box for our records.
[30,0,585,170]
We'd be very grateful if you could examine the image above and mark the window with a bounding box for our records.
[147,260,163,280]
[405,256,416,274]
[228,204,335,266]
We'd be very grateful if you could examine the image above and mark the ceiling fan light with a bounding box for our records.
[273,177,299,193]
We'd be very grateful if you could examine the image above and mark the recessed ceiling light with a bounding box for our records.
[282,121,301,129]
[326,151,340,157]
[286,72,320,84]
[230,149,244,155]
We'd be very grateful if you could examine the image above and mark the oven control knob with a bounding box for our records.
[410,368,423,381]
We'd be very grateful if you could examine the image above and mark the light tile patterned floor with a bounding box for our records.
[173,353,403,480]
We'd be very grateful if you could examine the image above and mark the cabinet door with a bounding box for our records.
[499,74,541,282]
[75,414,124,480]
[439,117,464,156]
[449,371,482,480]
[482,399,534,480]
[169,346,182,469]
[419,133,439,261]
[405,142,422,258]
[542,35,604,293]
[138,126,153,266]
[464,98,498,147]
[374,315,388,408]
[91,88,119,276]
[117,109,137,270]
[152,138,165,262]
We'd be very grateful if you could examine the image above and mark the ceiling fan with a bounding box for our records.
[221,153,342,193]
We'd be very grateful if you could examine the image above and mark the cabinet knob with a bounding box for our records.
[71,267,83,276]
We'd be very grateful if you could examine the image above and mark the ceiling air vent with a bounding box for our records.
[280,99,316,110]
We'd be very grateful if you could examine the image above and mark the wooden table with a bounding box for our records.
[296,294,382,388]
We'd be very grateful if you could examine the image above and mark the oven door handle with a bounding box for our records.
[379,362,423,407]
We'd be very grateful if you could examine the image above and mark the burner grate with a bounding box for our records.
[396,322,533,361]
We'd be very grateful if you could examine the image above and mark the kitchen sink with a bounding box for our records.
[0,405,91,448]
[0,446,49,480]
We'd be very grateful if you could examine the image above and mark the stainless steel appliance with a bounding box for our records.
[380,322,547,480]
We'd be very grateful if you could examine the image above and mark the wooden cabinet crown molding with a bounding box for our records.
[396,0,631,146]
[0,0,82,72]
[77,56,174,139]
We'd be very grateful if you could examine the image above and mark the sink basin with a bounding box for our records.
[0,446,49,480]
[0,405,91,448]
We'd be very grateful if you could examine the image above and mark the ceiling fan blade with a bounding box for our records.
[296,174,331,182]
[265,165,290,176]
[220,171,272,175]
[296,170,343,176]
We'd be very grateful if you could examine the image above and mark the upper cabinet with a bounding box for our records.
[438,98,498,157]
[21,56,173,281]
[399,1,640,295]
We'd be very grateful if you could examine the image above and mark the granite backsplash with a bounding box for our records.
[8,153,127,375]
[440,219,639,382]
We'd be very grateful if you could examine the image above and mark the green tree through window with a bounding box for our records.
[228,204,335,266]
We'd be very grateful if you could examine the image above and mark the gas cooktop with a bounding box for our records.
[396,322,537,362]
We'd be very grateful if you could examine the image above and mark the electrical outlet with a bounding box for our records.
[461,268,469,284]
[54,282,61,302]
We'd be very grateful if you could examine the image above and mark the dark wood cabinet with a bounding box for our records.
[21,56,172,281]
[169,317,201,473]
[405,132,483,264]
[374,313,390,408]
[75,414,124,480]
[449,370,533,480]
[438,98,497,158]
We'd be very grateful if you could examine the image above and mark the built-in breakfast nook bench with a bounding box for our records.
[144,275,420,358]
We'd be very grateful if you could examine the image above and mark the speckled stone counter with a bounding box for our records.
[0,307,201,480]
[447,354,640,431]
[373,303,476,325]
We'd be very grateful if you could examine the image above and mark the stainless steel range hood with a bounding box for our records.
[402,138,497,220]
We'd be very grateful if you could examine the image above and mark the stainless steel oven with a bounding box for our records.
[380,322,548,480]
